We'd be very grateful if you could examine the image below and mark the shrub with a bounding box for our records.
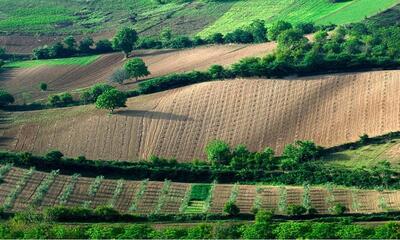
[287,205,307,216]
[268,20,293,40]
[332,203,347,215]
[207,33,224,44]
[95,39,113,53]
[0,90,14,107]
[59,92,73,105]
[109,68,129,84]
[39,82,47,91]
[223,201,240,216]
[33,46,51,59]
[78,37,94,53]
[205,139,231,166]
[45,150,63,162]
[48,95,61,107]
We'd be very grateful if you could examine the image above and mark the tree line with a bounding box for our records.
[0,135,398,188]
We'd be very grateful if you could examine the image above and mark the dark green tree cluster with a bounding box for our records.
[32,36,113,60]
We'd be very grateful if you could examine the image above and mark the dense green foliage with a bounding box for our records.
[0,89,15,107]
[113,27,138,58]
[3,207,400,239]
[95,89,127,113]
[0,134,399,188]
[124,58,150,81]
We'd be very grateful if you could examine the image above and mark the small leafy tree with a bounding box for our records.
[208,65,225,79]
[287,205,307,216]
[63,36,77,51]
[95,89,127,113]
[60,92,73,105]
[39,82,48,91]
[224,201,240,216]
[268,20,293,40]
[205,139,231,166]
[48,95,61,107]
[95,39,113,53]
[332,203,347,215]
[124,58,150,81]
[113,27,138,58]
[0,90,14,107]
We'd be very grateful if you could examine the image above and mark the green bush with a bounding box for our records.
[287,205,307,216]
[0,90,14,107]
[223,201,240,216]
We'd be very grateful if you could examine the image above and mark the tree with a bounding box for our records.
[0,90,14,107]
[63,36,76,51]
[45,150,64,162]
[205,139,231,166]
[33,46,51,59]
[287,205,307,216]
[247,19,267,42]
[0,47,5,58]
[95,39,113,53]
[39,82,48,91]
[78,37,94,53]
[95,89,127,113]
[223,201,240,216]
[112,27,138,58]
[0,59,4,68]
[109,68,129,84]
[207,33,224,44]
[268,20,293,40]
[124,58,150,81]
[241,210,274,239]
[59,92,73,105]
[208,64,225,79]
[48,95,61,107]
[331,203,347,215]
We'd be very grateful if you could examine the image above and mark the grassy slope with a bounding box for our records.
[199,0,399,36]
[322,139,400,170]
[0,0,234,35]
[4,55,100,68]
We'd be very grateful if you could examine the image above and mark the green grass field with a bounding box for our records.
[0,0,234,35]
[321,139,400,169]
[198,0,400,36]
[4,55,100,68]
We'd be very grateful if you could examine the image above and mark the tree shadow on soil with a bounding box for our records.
[116,109,192,121]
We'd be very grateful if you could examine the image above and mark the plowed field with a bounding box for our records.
[0,166,397,215]
[0,42,275,103]
[2,70,400,162]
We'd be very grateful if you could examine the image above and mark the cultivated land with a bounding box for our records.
[0,42,275,103]
[0,166,397,215]
[198,0,400,36]
[2,70,400,162]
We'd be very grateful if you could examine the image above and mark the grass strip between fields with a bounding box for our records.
[4,55,100,68]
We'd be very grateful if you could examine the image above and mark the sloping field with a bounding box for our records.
[0,166,397,215]
[1,70,400,162]
[199,0,400,36]
[0,42,275,103]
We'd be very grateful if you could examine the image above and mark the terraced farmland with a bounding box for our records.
[0,166,398,215]
[2,70,400,162]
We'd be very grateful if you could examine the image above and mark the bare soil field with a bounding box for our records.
[0,166,398,215]
[2,70,400,162]
[0,42,275,103]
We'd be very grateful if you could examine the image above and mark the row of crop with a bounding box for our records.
[58,174,80,206]
[30,170,59,206]
[109,179,124,208]
[129,179,148,211]
[3,168,35,210]
[153,180,171,214]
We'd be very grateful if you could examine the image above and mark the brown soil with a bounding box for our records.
[2,70,399,161]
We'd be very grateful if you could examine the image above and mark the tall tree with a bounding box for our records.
[113,27,138,58]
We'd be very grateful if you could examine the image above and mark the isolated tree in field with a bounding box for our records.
[0,90,14,107]
[95,89,127,113]
[113,27,138,58]
[39,82,48,91]
[124,58,150,81]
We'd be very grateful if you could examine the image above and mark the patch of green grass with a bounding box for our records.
[199,0,398,36]
[184,200,205,214]
[321,139,400,169]
[189,184,211,201]
[5,55,100,68]
[317,0,400,25]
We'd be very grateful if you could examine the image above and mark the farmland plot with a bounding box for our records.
[0,167,400,215]
[4,70,400,161]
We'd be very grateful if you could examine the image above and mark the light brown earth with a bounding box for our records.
[0,166,397,215]
[0,42,275,103]
[1,70,400,161]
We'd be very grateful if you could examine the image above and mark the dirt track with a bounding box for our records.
[1,70,400,161]
[0,42,275,103]
[0,166,396,215]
